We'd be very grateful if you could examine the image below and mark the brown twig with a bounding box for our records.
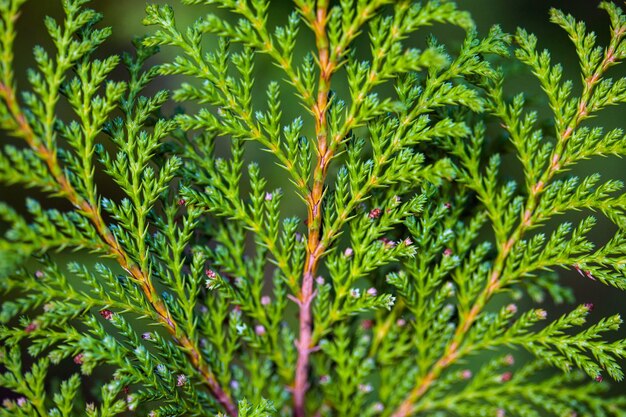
[293,2,333,417]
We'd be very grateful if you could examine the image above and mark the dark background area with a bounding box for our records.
[0,0,624,405]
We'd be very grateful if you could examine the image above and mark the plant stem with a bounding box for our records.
[294,2,332,416]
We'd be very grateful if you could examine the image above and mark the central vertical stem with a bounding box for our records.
[294,2,332,417]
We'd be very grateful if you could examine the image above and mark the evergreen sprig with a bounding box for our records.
[0,0,625,416]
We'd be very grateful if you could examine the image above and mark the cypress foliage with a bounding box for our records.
[0,1,625,416]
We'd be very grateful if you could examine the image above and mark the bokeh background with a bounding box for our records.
[1,0,625,404]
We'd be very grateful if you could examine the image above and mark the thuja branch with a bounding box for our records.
[389,13,626,417]
[0,5,237,415]
[0,80,238,416]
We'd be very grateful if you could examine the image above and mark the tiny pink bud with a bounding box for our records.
[373,402,384,412]
[127,395,136,411]
[505,304,518,314]
[265,192,273,201]
[255,325,266,336]
[178,199,186,206]
[535,309,547,320]
[176,374,187,386]
[595,374,603,383]
[584,303,594,311]
[316,276,325,285]
[499,371,512,382]
[573,264,585,276]
[369,208,382,219]
[403,237,413,246]
[504,354,515,365]
[24,322,37,333]
[344,247,354,257]
[396,318,406,327]
[34,270,44,279]
[461,369,472,380]
[73,353,84,364]
[379,237,395,247]
[358,383,372,393]
[444,202,452,209]
[205,269,216,279]
[16,397,27,407]
[99,309,114,320]
[362,319,373,330]
[367,287,378,297]
[319,375,330,384]
[230,380,239,389]
[496,409,506,417]
[443,248,453,257]
[261,295,271,305]
[142,332,153,341]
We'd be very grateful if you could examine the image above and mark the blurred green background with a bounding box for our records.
[1,0,625,402]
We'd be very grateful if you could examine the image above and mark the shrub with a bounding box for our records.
[0,0,625,416]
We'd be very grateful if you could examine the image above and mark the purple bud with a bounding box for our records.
[316,276,325,286]
[499,371,512,382]
[16,397,27,407]
[34,270,44,279]
[505,304,518,314]
[261,295,271,305]
[369,208,382,219]
[358,383,372,393]
[176,374,187,387]
[255,325,266,336]
[367,287,378,297]
[344,247,354,257]
[265,192,273,201]
[461,369,472,380]
[99,309,114,320]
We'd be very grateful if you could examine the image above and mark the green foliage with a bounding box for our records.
[0,0,625,417]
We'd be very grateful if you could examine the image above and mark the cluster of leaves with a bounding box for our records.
[0,0,625,417]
